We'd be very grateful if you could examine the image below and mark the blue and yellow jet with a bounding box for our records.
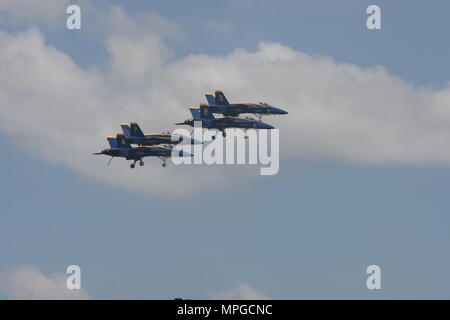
[120,122,200,146]
[203,90,287,119]
[93,133,191,168]
[176,104,274,137]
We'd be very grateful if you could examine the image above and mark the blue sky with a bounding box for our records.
[49,0,450,86]
[1,0,450,299]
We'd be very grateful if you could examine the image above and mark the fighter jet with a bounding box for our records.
[93,133,191,168]
[203,90,287,119]
[175,104,274,138]
[120,122,201,146]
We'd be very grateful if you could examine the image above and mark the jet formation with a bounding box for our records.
[94,123,194,168]
[176,90,287,138]
[94,90,287,168]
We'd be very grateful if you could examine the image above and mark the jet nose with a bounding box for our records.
[178,150,193,157]
[260,122,274,130]
[177,136,202,145]
[190,138,203,145]
[273,107,288,115]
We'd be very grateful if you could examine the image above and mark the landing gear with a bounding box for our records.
[211,130,225,139]
[159,157,168,167]
[210,130,225,140]
[130,159,138,169]
[139,160,144,166]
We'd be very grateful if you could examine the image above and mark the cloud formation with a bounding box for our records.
[0,266,90,300]
[209,282,270,300]
[0,0,70,27]
[1,5,450,195]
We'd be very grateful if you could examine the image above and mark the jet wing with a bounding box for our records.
[213,117,233,127]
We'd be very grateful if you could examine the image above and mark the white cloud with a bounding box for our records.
[210,282,270,300]
[0,0,70,27]
[94,5,185,41]
[1,5,450,196]
[0,266,90,300]
[106,33,170,85]
[137,11,185,41]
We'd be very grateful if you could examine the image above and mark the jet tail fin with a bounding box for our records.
[116,133,132,149]
[199,103,215,119]
[120,123,131,138]
[204,92,215,105]
[107,136,118,148]
[215,90,229,105]
[129,122,145,137]
[189,106,201,120]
